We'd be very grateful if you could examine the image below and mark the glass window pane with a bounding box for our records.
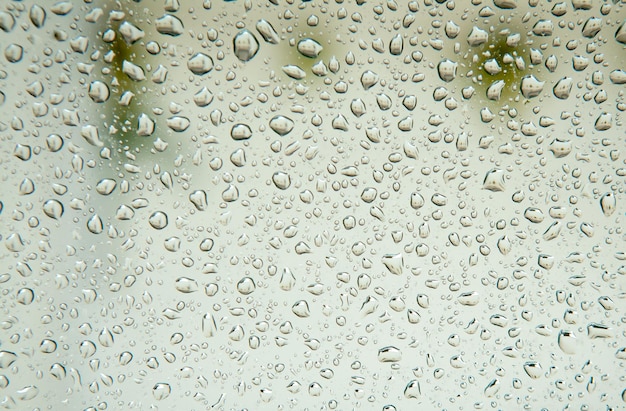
[1,1,624,409]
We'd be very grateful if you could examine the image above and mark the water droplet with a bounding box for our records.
[494,0,517,8]
[532,20,553,36]
[297,38,323,58]
[483,168,505,191]
[437,59,457,82]
[404,380,421,399]
[19,178,35,195]
[88,81,110,103]
[79,340,97,358]
[523,209,546,227]
[269,115,294,136]
[193,87,213,107]
[233,29,260,62]
[458,291,480,306]
[389,34,404,55]
[119,351,133,366]
[87,214,103,234]
[189,190,208,211]
[587,323,613,339]
[17,288,34,305]
[581,17,602,38]
[467,26,488,46]
[155,14,184,36]
[237,277,256,294]
[175,277,198,293]
[5,233,24,252]
[16,385,39,401]
[360,70,379,89]
[292,300,310,318]
[231,123,252,140]
[39,339,57,353]
[0,351,17,368]
[4,44,23,63]
[137,113,155,136]
[542,221,562,241]
[29,5,46,28]
[119,21,144,44]
[254,18,279,44]
[594,112,612,131]
[382,254,403,275]
[600,192,616,217]
[520,75,544,98]
[122,60,145,81]
[282,65,306,79]
[202,313,217,337]
[152,382,171,400]
[272,172,291,190]
[164,237,181,252]
[166,116,190,132]
[523,361,543,379]
[187,53,214,75]
[378,346,402,362]
[486,80,505,100]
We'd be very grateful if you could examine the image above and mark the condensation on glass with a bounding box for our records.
[0,0,625,410]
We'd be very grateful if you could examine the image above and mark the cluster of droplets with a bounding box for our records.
[0,0,625,410]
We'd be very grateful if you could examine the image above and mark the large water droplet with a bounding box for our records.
[233,29,260,62]
[269,115,294,136]
[378,346,402,362]
[152,383,171,400]
[43,199,64,219]
[155,14,184,36]
[297,38,323,58]
[437,59,457,82]
[187,53,214,75]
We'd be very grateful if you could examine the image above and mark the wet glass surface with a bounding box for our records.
[0,1,625,409]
